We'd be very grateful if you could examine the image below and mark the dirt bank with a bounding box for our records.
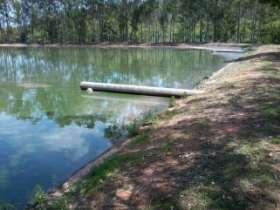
[32,45,280,210]
[0,43,247,53]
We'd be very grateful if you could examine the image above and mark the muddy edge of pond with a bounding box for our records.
[45,45,249,202]
[0,43,247,53]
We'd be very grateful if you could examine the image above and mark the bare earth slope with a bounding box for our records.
[41,45,280,210]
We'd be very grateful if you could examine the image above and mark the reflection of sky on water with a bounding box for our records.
[0,113,111,206]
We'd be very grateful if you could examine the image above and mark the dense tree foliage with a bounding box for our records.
[0,0,279,44]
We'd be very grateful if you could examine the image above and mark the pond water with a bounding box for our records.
[0,47,233,208]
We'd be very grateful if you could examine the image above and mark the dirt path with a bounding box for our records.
[32,45,280,210]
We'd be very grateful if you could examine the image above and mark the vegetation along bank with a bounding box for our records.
[28,45,280,210]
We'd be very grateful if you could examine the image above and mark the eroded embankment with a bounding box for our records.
[33,45,280,210]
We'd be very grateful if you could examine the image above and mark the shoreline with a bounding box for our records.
[48,137,134,198]
[30,44,280,209]
[46,54,241,201]
[0,43,247,53]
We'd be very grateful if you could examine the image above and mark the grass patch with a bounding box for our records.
[78,152,144,195]
[246,168,276,187]
[270,136,280,144]
[127,111,159,137]
[47,197,69,210]
[130,133,150,146]
[104,124,126,140]
[159,109,178,121]
[159,142,173,153]
[223,162,246,180]
[179,187,211,210]
[150,198,179,210]
[179,185,245,210]
[237,142,266,160]
[261,104,280,134]
[261,66,280,75]
[262,105,280,119]
[233,138,279,194]
[169,96,176,108]
[31,195,70,210]
[127,121,140,137]
[29,185,48,209]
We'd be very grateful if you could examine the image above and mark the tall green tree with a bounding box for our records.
[0,0,279,44]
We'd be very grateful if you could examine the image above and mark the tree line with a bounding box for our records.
[0,0,279,44]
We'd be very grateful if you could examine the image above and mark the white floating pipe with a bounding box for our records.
[80,81,203,97]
